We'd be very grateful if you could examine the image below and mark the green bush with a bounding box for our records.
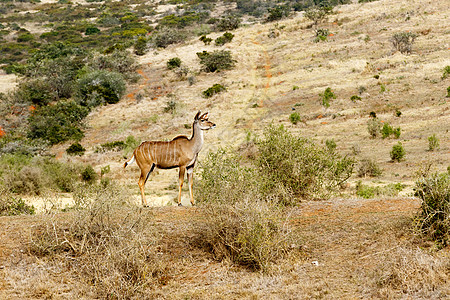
[265,5,290,22]
[390,142,405,162]
[350,95,361,102]
[289,112,301,125]
[215,32,234,46]
[0,190,35,216]
[87,50,137,80]
[81,165,97,184]
[197,50,235,72]
[134,36,148,56]
[17,32,34,42]
[27,100,89,145]
[391,32,417,54]
[357,158,382,177]
[96,140,126,153]
[124,135,141,157]
[38,157,80,192]
[15,79,55,106]
[163,100,177,114]
[215,15,241,31]
[199,35,212,45]
[428,134,439,151]
[442,66,450,80]
[77,70,126,107]
[415,172,450,247]
[381,123,401,139]
[167,57,182,70]
[320,87,336,108]
[66,142,86,156]
[236,0,267,17]
[356,181,403,199]
[197,149,259,205]
[256,125,354,201]
[367,118,382,138]
[447,86,450,98]
[0,154,81,194]
[85,26,100,35]
[202,83,226,98]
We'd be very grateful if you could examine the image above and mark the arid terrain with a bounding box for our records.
[0,0,449,298]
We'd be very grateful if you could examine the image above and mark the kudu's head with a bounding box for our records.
[194,111,216,130]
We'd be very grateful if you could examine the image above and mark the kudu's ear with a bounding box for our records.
[194,111,201,120]
[200,112,209,120]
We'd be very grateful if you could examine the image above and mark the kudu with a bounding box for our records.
[124,111,216,207]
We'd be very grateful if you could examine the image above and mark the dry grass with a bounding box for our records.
[1,196,449,299]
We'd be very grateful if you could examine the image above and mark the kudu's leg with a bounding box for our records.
[187,167,194,206]
[177,166,186,206]
[138,164,155,207]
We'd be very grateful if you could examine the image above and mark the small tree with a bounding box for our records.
[391,32,417,54]
[304,6,329,25]
[320,87,336,108]
[390,142,405,162]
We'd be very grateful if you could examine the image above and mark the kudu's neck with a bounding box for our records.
[189,121,204,154]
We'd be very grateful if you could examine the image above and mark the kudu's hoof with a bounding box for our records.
[178,203,183,207]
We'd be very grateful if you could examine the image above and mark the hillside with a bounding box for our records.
[64,0,450,205]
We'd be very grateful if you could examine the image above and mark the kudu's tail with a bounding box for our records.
[123,155,136,168]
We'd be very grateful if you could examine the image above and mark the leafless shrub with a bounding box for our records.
[414,172,450,247]
[29,183,167,298]
[374,247,450,298]
[192,199,294,272]
[391,32,417,54]
[358,158,382,177]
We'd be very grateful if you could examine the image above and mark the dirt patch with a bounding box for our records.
[0,73,17,94]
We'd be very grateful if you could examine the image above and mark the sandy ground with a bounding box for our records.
[0,73,17,94]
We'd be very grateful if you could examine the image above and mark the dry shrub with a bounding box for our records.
[29,183,166,298]
[357,158,382,177]
[193,199,294,272]
[415,172,450,247]
[374,247,450,298]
